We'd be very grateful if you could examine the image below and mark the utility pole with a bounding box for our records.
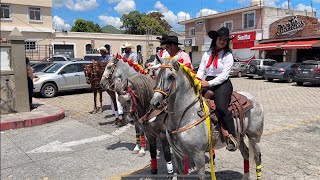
[311,0,314,17]
[288,0,290,10]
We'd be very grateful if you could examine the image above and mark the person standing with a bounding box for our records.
[121,43,137,63]
[26,57,37,110]
[196,27,237,151]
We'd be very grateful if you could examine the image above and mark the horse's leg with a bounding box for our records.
[193,151,206,180]
[249,138,262,180]
[172,151,185,180]
[99,90,103,113]
[132,125,141,154]
[147,135,158,174]
[138,131,146,157]
[92,89,97,113]
[159,132,174,174]
[239,137,250,180]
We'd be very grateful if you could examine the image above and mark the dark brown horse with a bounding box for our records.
[84,60,118,114]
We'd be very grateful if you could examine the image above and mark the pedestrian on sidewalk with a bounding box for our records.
[26,57,37,110]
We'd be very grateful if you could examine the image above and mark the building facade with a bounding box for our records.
[0,0,159,61]
[179,3,315,64]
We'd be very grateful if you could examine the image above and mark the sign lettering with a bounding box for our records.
[276,16,305,36]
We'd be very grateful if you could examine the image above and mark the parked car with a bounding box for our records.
[246,59,277,79]
[265,62,300,83]
[83,54,101,61]
[294,60,320,86]
[47,54,72,61]
[32,62,53,73]
[33,61,92,98]
[230,62,247,77]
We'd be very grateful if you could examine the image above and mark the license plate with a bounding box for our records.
[271,71,275,73]
[302,71,308,74]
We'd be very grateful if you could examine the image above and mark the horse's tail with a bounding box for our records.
[243,135,255,167]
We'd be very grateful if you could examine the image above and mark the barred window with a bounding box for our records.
[243,11,255,29]
[0,4,11,19]
[25,41,36,50]
[29,7,41,21]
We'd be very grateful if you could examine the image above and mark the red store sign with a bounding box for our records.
[230,31,256,49]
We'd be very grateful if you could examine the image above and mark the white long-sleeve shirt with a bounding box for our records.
[150,49,170,69]
[196,50,234,86]
[122,52,137,63]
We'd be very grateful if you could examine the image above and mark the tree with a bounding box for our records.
[71,19,102,33]
[147,12,171,32]
[121,11,144,34]
[138,15,166,35]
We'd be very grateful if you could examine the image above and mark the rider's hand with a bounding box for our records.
[147,66,153,70]
[201,80,209,88]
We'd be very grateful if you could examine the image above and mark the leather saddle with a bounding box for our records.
[202,90,253,140]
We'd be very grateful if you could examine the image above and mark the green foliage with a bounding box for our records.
[147,12,171,32]
[102,25,124,34]
[71,19,102,33]
[121,11,144,34]
[138,15,167,35]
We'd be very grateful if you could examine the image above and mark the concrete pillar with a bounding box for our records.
[283,50,287,62]
[291,49,297,62]
[8,28,30,112]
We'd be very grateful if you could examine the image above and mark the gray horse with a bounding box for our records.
[150,59,264,180]
[100,57,173,174]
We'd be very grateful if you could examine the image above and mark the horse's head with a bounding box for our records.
[118,79,138,124]
[100,56,119,90]
[150,58,179,109]
[84,64,93,84]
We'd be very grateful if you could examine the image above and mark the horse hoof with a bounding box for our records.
[151,169,157,174]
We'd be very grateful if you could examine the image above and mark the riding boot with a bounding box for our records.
[223,112,238,151]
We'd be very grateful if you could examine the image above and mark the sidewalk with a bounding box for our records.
[0,98,65,131]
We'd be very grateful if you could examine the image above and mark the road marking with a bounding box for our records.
[27,124,133,153]
[263,116,320,136]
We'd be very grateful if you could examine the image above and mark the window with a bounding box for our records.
[53,57,67,61]
[28,7,41,21]
[0,4,11,19]
[62,64,78,74]
[25,41,36,50]
[189,27,195,37]
[243,11,255,29]
[224,21,233,31]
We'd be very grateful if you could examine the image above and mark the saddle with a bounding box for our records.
[203,90,253,140]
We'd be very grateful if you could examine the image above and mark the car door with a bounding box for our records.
[76,63,91,89]
[58,64,80,90]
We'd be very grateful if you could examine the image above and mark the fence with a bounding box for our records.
[25,44,53,61]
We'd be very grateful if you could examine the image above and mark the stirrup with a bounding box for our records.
[226,135,238,152]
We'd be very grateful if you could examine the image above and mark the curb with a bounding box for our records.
[0,107,65,131]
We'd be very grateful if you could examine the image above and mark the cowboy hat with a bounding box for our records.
[121,42,134,49]
[156,35,167,43]
[160,36,182,45]
[97,47,109,53]
[208,27,235,40]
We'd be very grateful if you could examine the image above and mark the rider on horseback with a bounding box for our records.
[147,35,170,70]
[196,27,238,151]
[98,47,110,62]
[121,43,138,63]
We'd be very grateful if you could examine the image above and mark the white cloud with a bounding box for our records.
[107,0,121,3]
[238,0,247,4]
[296,3,315,12]
[53,0,65,7]
[65,0,98,11]
[114,0,136,15]
[264,0,279,7]
[154,1,191,29]
[99,15,123,29]
[280,1,291,9]
[177,11,191,22]
[53,16,71,31]
[196,8,218,17]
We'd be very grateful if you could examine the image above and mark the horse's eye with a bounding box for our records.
[168,74,175,80]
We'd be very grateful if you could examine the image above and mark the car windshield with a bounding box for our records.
[300,63,318,69]
[249,60,260,65]
[84,56,101,61]
[233,62,244,67]
[273,63,290,68]
[44,63,64,73]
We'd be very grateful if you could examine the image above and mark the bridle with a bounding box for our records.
[102,58,119,89]
[154,64,177,98]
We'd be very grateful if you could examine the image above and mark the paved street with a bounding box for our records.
[1,78,320,180]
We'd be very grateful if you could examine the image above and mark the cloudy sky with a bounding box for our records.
[52,0,320,31]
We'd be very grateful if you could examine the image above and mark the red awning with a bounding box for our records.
[281,40,320,49]
[250,42,284,50]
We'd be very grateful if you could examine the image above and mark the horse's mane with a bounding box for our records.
[177,62,202,96]
[127,73,155,113]
[116,54,148,75]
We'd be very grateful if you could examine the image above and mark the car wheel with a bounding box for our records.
[296,82,303,86]
[249,65,257,73]
[41,83,57,98]
[267,78,273,82]
[248,76,253,79]
[237,72,242,78]
[287,74,293,83]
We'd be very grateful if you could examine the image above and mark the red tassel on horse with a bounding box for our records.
[184,156,189,175]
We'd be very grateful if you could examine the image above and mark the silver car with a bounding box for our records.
[229,62,247,77]
[33,61,92,98]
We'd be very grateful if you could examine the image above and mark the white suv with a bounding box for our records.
[246,59,277,79]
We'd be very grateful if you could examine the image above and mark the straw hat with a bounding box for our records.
[121,42,134,49]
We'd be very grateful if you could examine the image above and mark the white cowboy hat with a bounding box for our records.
[97,47,109,53]
[121,42,134,49]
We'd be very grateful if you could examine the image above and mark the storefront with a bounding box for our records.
[230,31,256,62]
[251,15,320,62]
